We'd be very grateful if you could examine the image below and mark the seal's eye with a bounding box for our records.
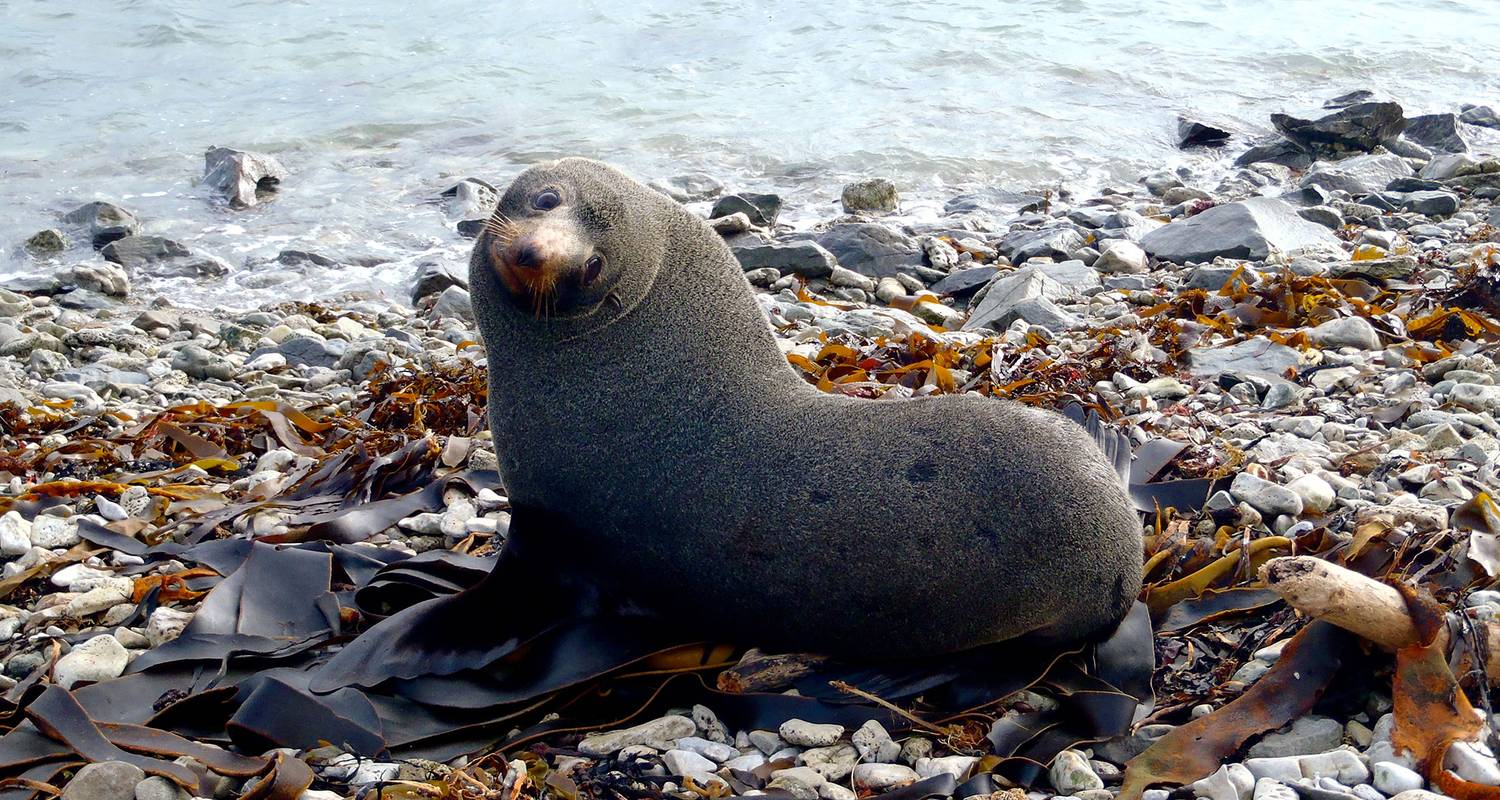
[532,189,561,211]
[582,254,605,285]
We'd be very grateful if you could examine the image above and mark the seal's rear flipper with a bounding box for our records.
[1060,400,1131,485]
[309,512,593,693]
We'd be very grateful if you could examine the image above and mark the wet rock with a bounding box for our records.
[1402,113,1471,154]
[63,201,140,248]
[1444,741,1500,785]
[779,719,843,748]
[1051,750,1104,793]
[962,265,1076,332]
[100,236,229,278]
[578,715,695,756]
[441,178,498,221]
[68,262,131,297]
[1306,316,1381,350]
[732,240,836,278]
[1178,115,1234,148]
[1236,139,1315,171]
[841,178,899,214]
[711,193,782,227]
[1141,197,1341,264]
[25,229,66,256]
[812,224,922,278]
[1271,101,1407,156]
[708,212,752,236]
[203,146,286,208]
[54,633,129,689]
[999,227,1085,262]
[1381,190,1460,216]
[1301,153,1413,195]
[1297,206,1344,229]
[410,260,467,304]
[61,761,145,800]
[1461,105,1499,128]
[650,173,723,203]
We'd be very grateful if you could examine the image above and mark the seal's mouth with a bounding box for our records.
[481,215,604,320]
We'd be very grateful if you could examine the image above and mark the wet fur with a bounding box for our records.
[469,158,1143,657]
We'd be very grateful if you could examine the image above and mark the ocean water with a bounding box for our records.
[1,0,1496,307]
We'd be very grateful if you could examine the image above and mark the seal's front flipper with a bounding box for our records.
[309,515,583,693]
[1060,400,1131,485]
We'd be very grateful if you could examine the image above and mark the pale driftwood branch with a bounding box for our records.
[1259,556,1500,682]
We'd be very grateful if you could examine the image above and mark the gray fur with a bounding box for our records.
[470,158,1142,657]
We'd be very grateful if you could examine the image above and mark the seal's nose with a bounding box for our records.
[513,242,544,270]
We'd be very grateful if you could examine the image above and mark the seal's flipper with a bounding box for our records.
[1060,400,1131,485]
[309,515,589,693]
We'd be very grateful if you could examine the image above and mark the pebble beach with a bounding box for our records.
[2,90,1500,800]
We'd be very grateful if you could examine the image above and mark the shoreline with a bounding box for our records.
[1,93,1500,799]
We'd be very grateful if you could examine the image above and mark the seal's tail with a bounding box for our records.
[1059,399,1131,487]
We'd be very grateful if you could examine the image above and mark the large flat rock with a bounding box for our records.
[1140,197,1342,264]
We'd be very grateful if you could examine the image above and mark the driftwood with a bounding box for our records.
[1259,556,1500,682]
[716,650,829,693]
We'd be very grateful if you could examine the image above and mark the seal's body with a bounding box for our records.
[471,158,1141,657]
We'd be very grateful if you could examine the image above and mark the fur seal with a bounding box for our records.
[462,158,1142,658]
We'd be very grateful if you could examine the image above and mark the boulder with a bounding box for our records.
[732,240,836,279]
[812,224,921,278]
[649,173,724,203]
[441,178,498,221]
[101,236,229,278]
[1177,115,1234,148]
[1402,113,1470,154]
[710,193,782,227]
[1461,104,1499,129]
[929,266,998,297]
[962,265,1077,332]
[840,178,899,214]
[1140,197,1341,264]
[1235,139,1314,171]
[943,189,1047,217]
[411,260,468,304]
[63,201,140,248]
[203,147,286,208]
[998,227,1085,262]
[1299,153,1413,195]
[1270,101,1406,156]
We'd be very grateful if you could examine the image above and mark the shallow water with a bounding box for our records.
[1,0,1496,307]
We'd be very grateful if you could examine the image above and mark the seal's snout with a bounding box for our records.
[512,242,545,270]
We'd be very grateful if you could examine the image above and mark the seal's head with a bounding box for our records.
[474,158,669,327]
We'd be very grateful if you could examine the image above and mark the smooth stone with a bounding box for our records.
[1050,749,1105,793]
[1253,778,1299,800]
[577,715,695,756]
[915,755,979,781]
[1247,757,1305,783]
[851,763,919,791]
[662,749,716,776]
[732,240,837,279]
[674,735,736,764]
[53,634,129,689]
[768,767,825,800]
[1444,741,1500,785]
[62,761,145,800]
[779,720,843,748]
[1287,474,1335,514]
[1299,749,1370,785]
[1192,763,1255,800]
[1247,716,1344,759]
[1301,153,1413,195]
[999,227,1085,262]
[134,776,186,800]
[1306,317,1381,351]
[1141,197,1341,264]
[0,512,32,556]
[1189,337,1301,378]
[1095,240,1149,274]
[749,729,786,756]
[1372,762,1424,795]
[710,192,782,227]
